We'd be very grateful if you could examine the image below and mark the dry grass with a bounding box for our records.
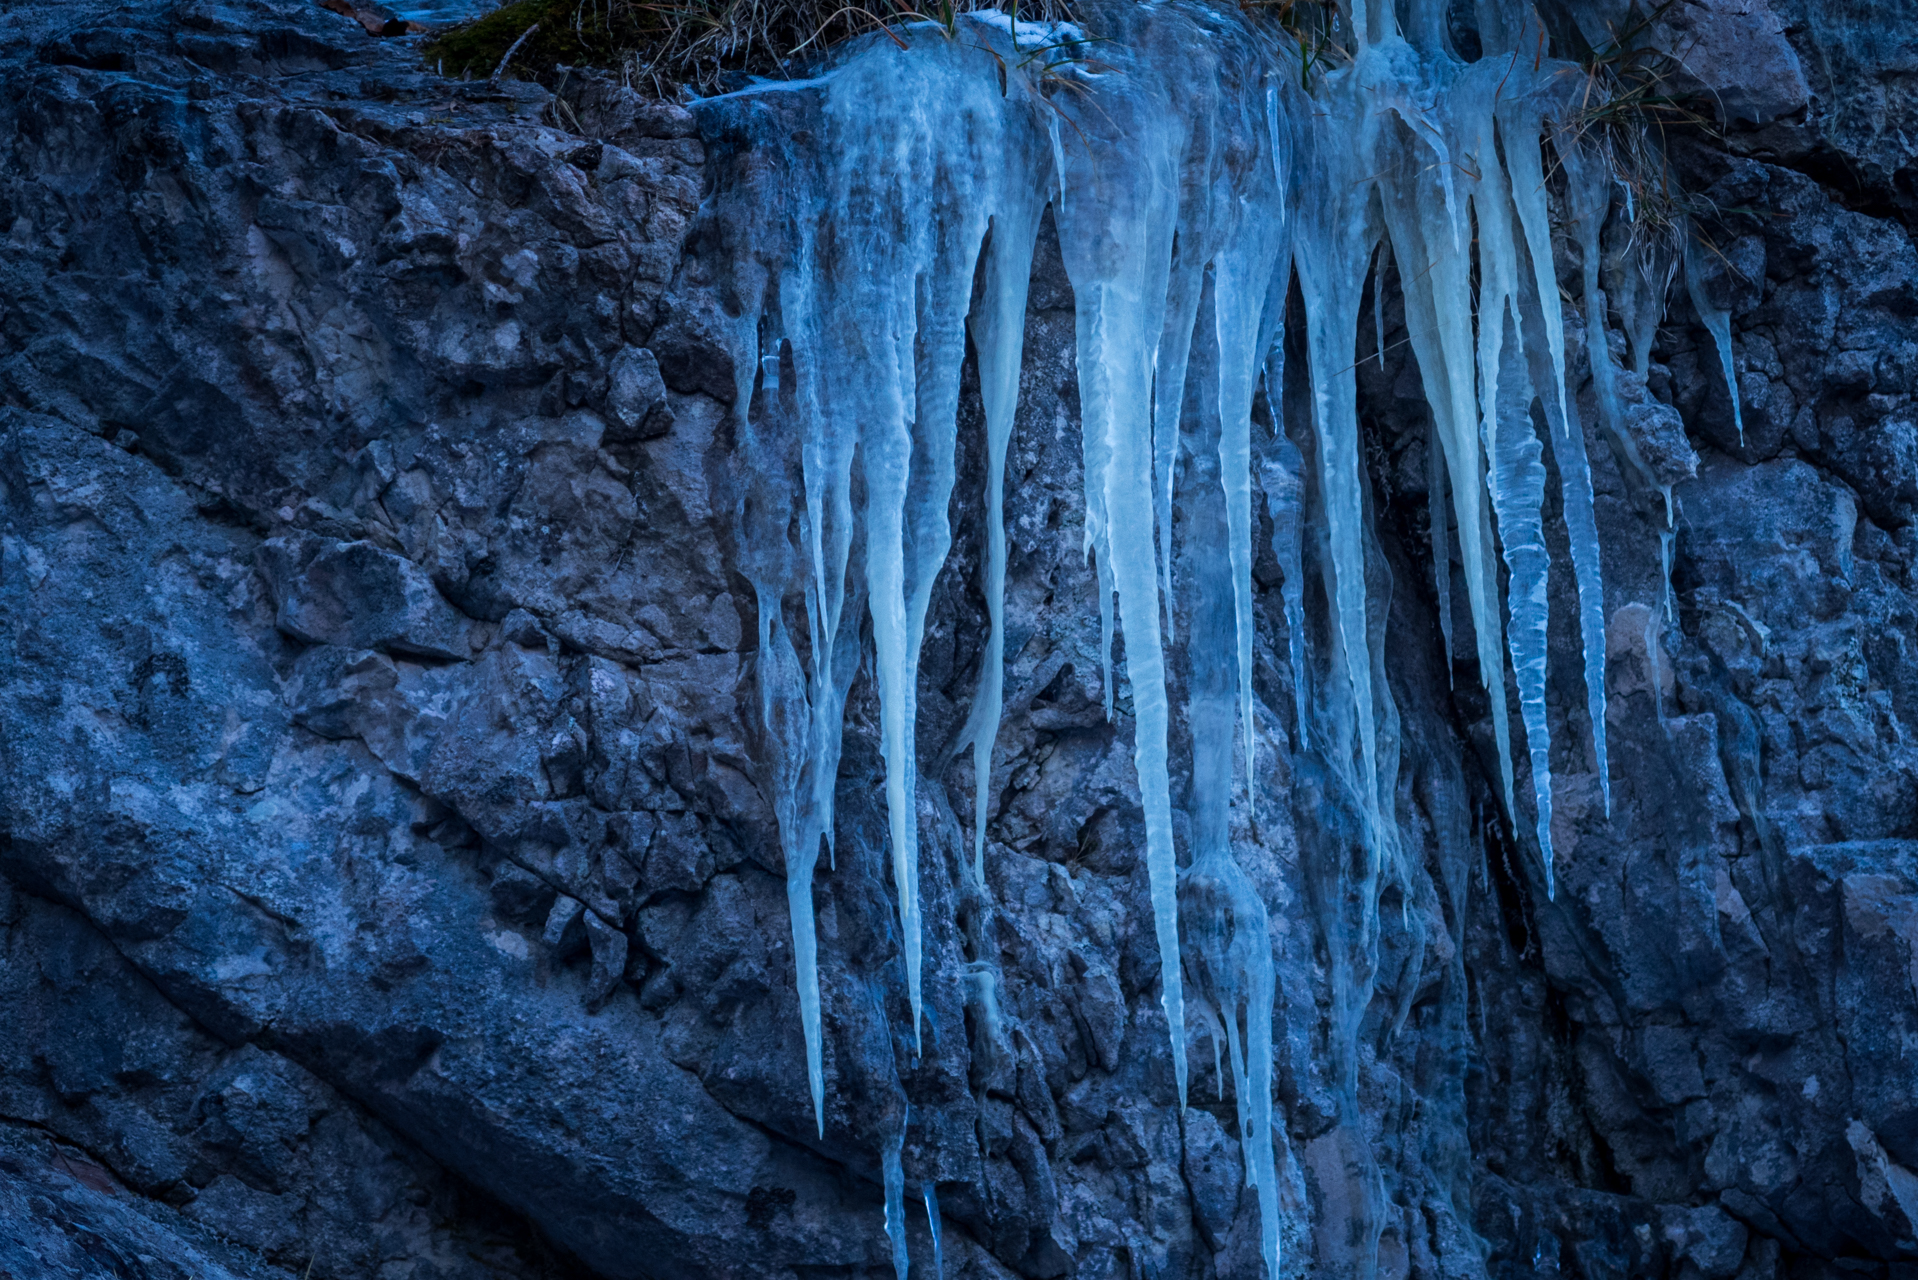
[425,0,1085,95]
[1553,0,1722,237]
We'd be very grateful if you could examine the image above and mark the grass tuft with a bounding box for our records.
[426,0,1086,96]
[1555,0,1722,237]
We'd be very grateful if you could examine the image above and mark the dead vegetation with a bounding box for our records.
[425,0,1085,96]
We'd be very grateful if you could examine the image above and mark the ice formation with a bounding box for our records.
[922,1182,944,1280]
[693,0,1740,1270]
[883,1114,909,1280]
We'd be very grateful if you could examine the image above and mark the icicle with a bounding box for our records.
[864,312,931,1054]
[922,1183,944,1280]
[1291,83,1387,841]
[1503,96,1611,815]
[1372,241,1390,371]
[1048,45,1189,1105]
[1551,388,1612,815]
[756,576,834,1135]
[1260,346,1312,751]
[1468,81,1558,888]
[1660,528,1677,624]
[1377,104,1519,830]
[960,187,1049,885]
[1180,375,1281,1280]
[1427,421,1454,688]
[1684,229,1746,447]
[1561,138,1687,650]
[1156,252,1209,645]
[883,1116,909,1280]
[1613,222,1676,380]
[1217,229,1290,818]
[1485,309,1558,895]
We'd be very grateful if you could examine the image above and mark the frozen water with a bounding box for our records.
[923,1183,944,1280]
[1686,233,1748,446]
[693,0,1733,1267]
[883,1117,908,1280]
[959,189,1047,884]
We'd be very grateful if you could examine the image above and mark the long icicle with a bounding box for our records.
[1217,228,1289,818]
[1181,281,1282,1280]
[962,193,1047,884]
[1378,119,1518,827]
[1486,307,1559,893]
[1504,93,1611,816]
[1049,25,1190,1102]
[1471,89,1559,887]
[1428,419,1456,688]
[883,1112,909,1280]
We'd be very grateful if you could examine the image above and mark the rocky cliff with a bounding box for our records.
[1,1,1915,1278]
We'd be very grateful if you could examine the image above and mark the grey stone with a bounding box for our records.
[261,536,471,660]
[1659,1203,1750,1278]
[603,345,673,440]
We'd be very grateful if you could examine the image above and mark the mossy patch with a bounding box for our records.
[423,0,653,83]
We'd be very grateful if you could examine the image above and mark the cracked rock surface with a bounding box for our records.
[0,0,1915,1277]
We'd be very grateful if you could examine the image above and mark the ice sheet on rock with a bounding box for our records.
[691,2,1735,1268]
[962,7,1087,48]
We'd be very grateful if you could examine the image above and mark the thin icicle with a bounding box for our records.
[883,1117,909,1280]
[1260,345,1312,752]
[1517,290,1612,814]
[1684,229,1746,446]
[1427,420,1455,687]
[1486,310,1558,894]
[1291,74,1387,841]
[1504,97,1611,814]
[1156,253,1209,645]
[1372,241,1390,371]
[961,190,1048,885]
[1180,376,1281,1280]
[922,1184,944,1280]
[864,319,930,1055]
[1217,232,1288,817]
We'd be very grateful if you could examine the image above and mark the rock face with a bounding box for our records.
[0,1,1915,1279]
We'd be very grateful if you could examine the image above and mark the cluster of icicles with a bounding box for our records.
[693,1,1738,1274]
